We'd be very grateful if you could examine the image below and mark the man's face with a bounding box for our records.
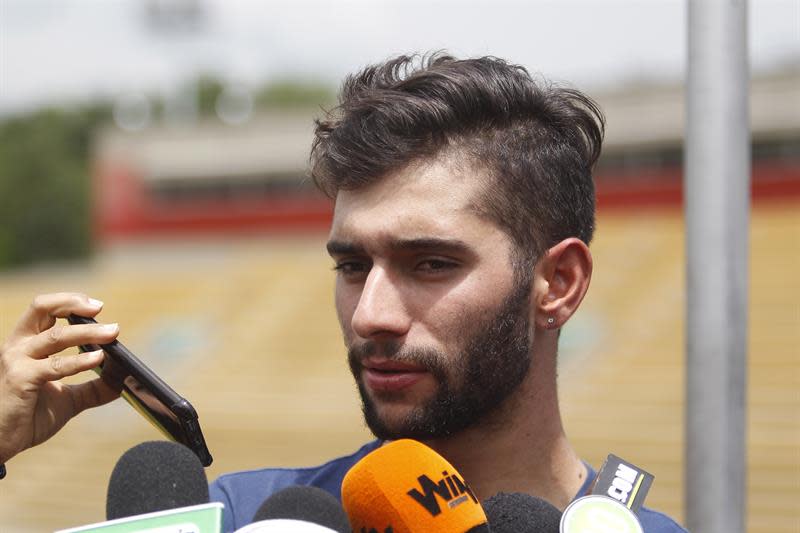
[327,158,534,440]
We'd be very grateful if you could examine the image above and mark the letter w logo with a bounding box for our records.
[407,474,452,516]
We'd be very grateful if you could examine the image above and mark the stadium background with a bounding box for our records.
[0,72,797,532]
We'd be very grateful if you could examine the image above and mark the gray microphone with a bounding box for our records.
[106,440,209,520]
[482,492,561,532]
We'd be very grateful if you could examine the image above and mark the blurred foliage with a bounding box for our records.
[0,105,112,269]
[0,76,334,270]
[195,74,226,116]
[193,75,335,115]
[255,80,335,109]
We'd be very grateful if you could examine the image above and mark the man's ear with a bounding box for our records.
[532,238,593,329]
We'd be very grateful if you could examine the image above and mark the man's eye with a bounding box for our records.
[416,259,457,272]
[333,261,369,275]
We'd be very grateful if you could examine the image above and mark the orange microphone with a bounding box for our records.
[341,439,490,533]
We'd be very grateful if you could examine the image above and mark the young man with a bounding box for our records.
[0,53,687,532]
[212,53,687,531]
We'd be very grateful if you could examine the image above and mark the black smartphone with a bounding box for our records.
[67,314,213,467]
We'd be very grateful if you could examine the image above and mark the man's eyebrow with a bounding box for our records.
[326,237,474,256]
[326,240,365,256]
[388,237,474,255]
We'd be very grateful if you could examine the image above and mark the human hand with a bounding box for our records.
[0,293,121,464]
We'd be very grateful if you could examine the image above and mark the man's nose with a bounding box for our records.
[351,266,411,340]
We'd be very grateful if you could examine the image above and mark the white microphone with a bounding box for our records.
[235,518,339,532]
[560,495,643,533]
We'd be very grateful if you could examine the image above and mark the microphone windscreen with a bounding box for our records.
[341,439,489,533]
[252,485,350,533]
[235,519,339,532]
[106,440,209,520]
[482,492,561,533]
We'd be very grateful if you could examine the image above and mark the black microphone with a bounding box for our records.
[106,440,209,520]
[249,485,351,533]
[482,492,561,532]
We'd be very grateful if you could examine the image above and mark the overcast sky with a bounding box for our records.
[1,0,798,114]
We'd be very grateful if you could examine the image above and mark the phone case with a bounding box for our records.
[67,314,213,467]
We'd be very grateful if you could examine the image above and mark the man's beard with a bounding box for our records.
[347,278,532,440]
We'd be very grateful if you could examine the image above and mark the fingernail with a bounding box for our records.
[100,323,119,333]
[88,298,104,309]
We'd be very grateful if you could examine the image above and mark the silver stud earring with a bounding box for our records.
[547,317,555,326]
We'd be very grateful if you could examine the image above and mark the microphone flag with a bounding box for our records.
[55,502,223,533]
[590,454,654,514]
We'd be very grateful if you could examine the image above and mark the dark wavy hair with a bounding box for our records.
[311,52,604,265]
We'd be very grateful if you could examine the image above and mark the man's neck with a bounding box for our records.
[422,350,588,511]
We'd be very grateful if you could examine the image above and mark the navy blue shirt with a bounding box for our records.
[209,440,687,532]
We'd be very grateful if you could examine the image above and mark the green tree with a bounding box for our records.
[0,105,111,269]
[255,80,335,109]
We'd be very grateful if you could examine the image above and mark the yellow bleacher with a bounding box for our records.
[0,205,796,532]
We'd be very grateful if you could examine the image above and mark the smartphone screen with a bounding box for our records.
[67,315,213,466]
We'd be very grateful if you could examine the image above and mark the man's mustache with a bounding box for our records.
[347,340,401,362]
[347,341,448,382]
